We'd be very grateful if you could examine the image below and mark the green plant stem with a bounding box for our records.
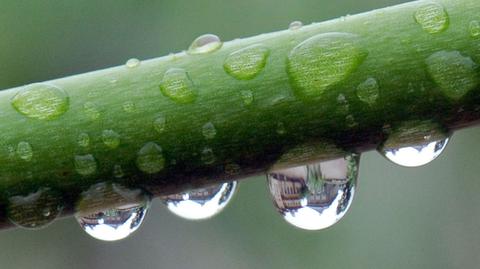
[0,0,480,228]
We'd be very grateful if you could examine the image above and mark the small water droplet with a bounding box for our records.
[7,188,63,229]
[223,44,270,80]
[113,164,124,178]
[162,181,237,220]
[74,154,97,176]
[287,33,367,100]
[267,154,359,230]
[153,116,166,134]
[136,142,165,174]
[289,21,303,30]
[102,129,120,149]
[84,102,101,120]
[240,90,254,106]
[11,83,69,120]
[75,183,150,241]
[469,20,480,38]
[425,50,478,100]
[356,77,379,105]
[276,122,286,135]
[122,101,136,113]
[378,121,450,167]
[16,141,33,161]
[201,147,216,164]
[160,68,196,104]
[224,163,241,176]
[202,122,217,139]
[187,34,223,55]
[77,133,90,148]
[125,58,140,68]
[414,2,449,34]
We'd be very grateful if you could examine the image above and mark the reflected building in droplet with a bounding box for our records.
[267,154,359,230]
[162,181,237,220]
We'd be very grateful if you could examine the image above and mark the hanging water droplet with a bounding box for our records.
[153,116,166,134]
[187,34,223,55]
[289,21,303,30]
[7,188,63,229]
[356,77,379,105]
[16,141,33,161]
[75,183,150,241]
[287,33,367,100]
[425,50,478,100]
[223,44,270,80]
[414,2,449,34]
[83,102,101,120]
[267,154,359,230]
[160,68,197,104]
[201,147,216,164]
[202,122,217,139]
[162,181,237,220]
[11,83,69,120]
[102,129,120,149]
[469,20,480,38]
[125,58,140,68]
[122,101,136,113]
[240,90,254,106]
[136,142,165,174]
[74,154,97,176]
[378,121,450,167]
[77,132,90,148]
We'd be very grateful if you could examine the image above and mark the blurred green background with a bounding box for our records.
[0,0,479,268]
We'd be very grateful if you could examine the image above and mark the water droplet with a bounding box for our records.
[102,129,120,149]
[77,132,90,148]
[267,154,359,230]
[224,163,241,176]
[83,102,101,120]
[201,147,216,164]
[16,141,33,161]
[125,58,140,68]
[469,20,480,38]
[287,33,367,100]
[162,181,237,220]
[240,90,254,105]
[153,116,166,134]
[136,142,165,174]
[75,183,150,241]
[356,77,379,105]
[414,2,449,34]
[425,50,479,100]
[378,121,450,167]
[223,44,270,80]
[160,68,196,104]
[276,122,286,135]
[74,154,97,176]
[289,21,303,30]
[11,83,69,120]
[7,188,63,229]
[113,164,124,178]
[202,122,217,139]
[187,34,223,55]
[122,101,136,113]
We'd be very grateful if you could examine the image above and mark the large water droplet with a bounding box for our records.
[202,122,217,139]
[136,142,165,174]
[11,83,69,120]
[223,44,270,80]
[187,34,223,55]
[77,132,90,148]
[267,154,359,230]
[287,33,367,100]
[16,141,33,161]
[414,2,449,34]
[75,183,150,241]
[83,102,101,120]
[425,50,478,100]
[8,188,63,229]
[289,21,303,30]
[356,77,379,105]
[125,58,140,68]
[162,181,237,220]
[102,129,120,149]
[74,154,97,176]
[160,68,196,104]
[470,20,480,38]
[153,116,166,134]
[378,121,450,167]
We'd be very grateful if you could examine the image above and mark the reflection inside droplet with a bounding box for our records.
[380,138,449,167]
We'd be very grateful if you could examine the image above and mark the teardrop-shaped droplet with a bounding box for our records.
[162,181,237,220]
[287,33,367,101]
[160,68,197,104]
[136,142,165,174]
[102,129,120,149]
[75,183,150,241]
[125,58,140,68]
[223,44,270,80]
[267,154,359,230]
[289,21,303,30]
[414,2,449,34]
[202,122,217,139]
[74,154,97,176]
[469,20,480,38]
[11,83,69,120]
[378,121,450,167]
[187,34,223,55]
[16,141,33,161]
[7,188,63,229]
